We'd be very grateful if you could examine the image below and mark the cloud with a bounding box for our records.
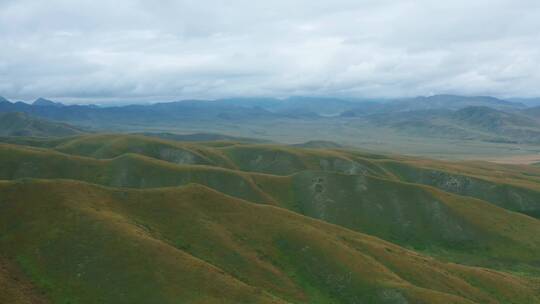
[1,0,540,103]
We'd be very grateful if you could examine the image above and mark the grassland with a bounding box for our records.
[1,134,540,303]
[2,180,540,303]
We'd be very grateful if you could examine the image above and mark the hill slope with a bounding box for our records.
[1,179,539,304]
[2,137,540,273]
[2,135,540,302]
[4,134,540,218]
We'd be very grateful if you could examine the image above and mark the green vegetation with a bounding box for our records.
[0,256,49,304]
[1,134,540,303]
[1,180,539,303]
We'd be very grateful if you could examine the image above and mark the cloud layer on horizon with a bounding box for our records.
[1,0,540,103]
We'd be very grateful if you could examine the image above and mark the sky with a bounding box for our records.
[1,0,540,103]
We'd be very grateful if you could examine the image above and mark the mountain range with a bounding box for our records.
[0,112,84,137]
[355,106,540,143]
[3,95,540,148]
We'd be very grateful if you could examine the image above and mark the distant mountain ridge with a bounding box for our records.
[1,94,540,145]
[453,106,538,130]
[0,112,84,137]
[510,97,540,107]
[410,94,524,109]
[0,96,282,127]
[32,97,65,107]
[0,94,528,118]
[363,106,540,143]
[341,94,525,117]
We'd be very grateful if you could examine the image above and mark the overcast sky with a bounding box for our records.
[1,0,540,103]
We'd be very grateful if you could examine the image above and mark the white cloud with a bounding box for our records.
[1,0,540,103]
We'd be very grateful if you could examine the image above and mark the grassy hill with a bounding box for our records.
[2,134,540,303]
[0,112,84,137]
[3,134,540,217]
[1,179,540,303]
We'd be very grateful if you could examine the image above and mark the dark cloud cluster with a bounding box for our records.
[1,0,539,103]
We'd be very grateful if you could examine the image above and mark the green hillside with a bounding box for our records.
[1,134,540,303]
[3,134,540,220]
[0,143,273,204]
[1,180,539,304]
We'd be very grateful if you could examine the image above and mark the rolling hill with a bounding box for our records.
[1,179,539,304]
[1,134,540,303]
[3,134,540,218]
